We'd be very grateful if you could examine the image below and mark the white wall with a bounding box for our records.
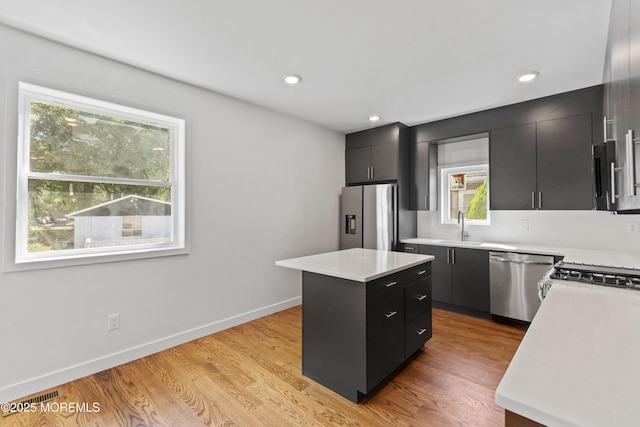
[0,24,344,402]
[418,210,640,252]
[418,136,640,252]
[437,135,489,167]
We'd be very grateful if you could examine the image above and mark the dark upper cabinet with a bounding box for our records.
[609,0,631,144]
[602,5,614,143]
[536,115,593,210]
[346,142,398,184]
[370,141,399,182]
[490,124,537,210]
[630,0,640,135]
[346,146,371,184]
[345,123,405,185]
[602,0,640,209]
[346,123,402,148]
[409,141,438,210]
[490,114,593,210]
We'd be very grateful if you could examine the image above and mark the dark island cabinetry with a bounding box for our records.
[301,262,432,403]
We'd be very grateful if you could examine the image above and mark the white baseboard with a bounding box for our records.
[0,297,301,404]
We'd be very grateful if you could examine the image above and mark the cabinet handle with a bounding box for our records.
[417,294,427,301]
[417,328,427,336]
[366,167,370,180]
[604,116,614,142]
[405,246,415,251]
[370,166,374,180]
[451,249,455,264]
[385,311,398,319]
[538,191,542,209]
[531,192,535,209]
[424,195,427,210]
[611,161,618,205]
[416,270,427,275]
[635,135,640,190]
[446,248,451,264]
[385,281,397,287]
[626,130,637,197]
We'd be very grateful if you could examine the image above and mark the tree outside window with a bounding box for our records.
[440,165,490,225]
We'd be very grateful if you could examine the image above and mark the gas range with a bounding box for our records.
[538,261,640,301]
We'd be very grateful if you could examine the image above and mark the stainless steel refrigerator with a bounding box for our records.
[340,184,397,250]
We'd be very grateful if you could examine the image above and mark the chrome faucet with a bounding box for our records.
[458,210,469,241]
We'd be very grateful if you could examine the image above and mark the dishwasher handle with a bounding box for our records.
[489,254,553,266]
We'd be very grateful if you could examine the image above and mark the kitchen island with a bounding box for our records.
[276,248,434,402]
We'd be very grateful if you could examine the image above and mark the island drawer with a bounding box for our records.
[368,262,430,289]
[405,277,431,322]
[404,263,431,280]
[405,310,432,357]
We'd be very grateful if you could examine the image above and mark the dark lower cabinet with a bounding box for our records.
[302,262,432,403]
[450,247,490,312]
[402,244,490,314]
[419,244,452,304]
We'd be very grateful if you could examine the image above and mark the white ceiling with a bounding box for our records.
[0,0,612,133]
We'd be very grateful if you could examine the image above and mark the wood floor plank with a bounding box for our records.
[1,307,525,427]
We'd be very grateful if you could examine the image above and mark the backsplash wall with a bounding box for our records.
[417,209,640,253]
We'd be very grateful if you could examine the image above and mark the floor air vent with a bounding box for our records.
[2,389,61,417]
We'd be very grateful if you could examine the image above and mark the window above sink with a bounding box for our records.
[440,164,490,226]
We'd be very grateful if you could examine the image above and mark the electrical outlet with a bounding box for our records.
[520,219,529,230]
[627,222,639,234]
[107,314,120,331]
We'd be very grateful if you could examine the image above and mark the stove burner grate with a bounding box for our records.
[550,267,640,290]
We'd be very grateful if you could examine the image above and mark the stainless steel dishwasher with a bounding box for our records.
[489,252,554,322]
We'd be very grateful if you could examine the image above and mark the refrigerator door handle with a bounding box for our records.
[626,130,637,197]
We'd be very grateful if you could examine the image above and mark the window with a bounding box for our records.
[440,165,489,225]
[16,82,185,264]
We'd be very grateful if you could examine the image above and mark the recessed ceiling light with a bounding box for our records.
[283,74,302,85]
[518,71,540,82]
[369,115,380,122]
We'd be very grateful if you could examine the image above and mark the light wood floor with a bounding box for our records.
[2,307,525,427]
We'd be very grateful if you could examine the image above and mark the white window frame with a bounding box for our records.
[440,164,490,226]
[15,82,186,264]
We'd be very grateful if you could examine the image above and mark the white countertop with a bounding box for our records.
[495,281,640,426]
[402,237,640,270]
[275,248,434,282]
